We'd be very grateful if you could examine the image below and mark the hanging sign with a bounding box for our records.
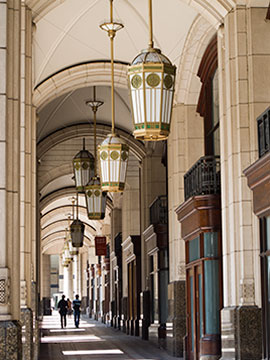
[95,236,107,256]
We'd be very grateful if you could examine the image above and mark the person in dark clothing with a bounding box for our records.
[58,294,68,328]
[72,294,81,328]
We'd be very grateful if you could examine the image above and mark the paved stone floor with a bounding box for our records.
[39,311,180,359]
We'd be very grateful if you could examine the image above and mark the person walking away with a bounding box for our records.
[57,295,68,328]
[73,294,81,328]
[67,298,72,317]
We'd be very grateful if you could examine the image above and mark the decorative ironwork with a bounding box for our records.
[257,107,270,158]
[149,195,167,225]
[184,156,221,201]
[0,279,6,304]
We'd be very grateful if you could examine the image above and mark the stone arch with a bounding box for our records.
[37,123,146,161]
[175,15,217,105]
[27,0,235,27]
[33,62,128,111]
[39,187,113,213]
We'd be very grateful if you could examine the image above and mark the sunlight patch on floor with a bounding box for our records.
[49,328,86,332]
[62,349,124,356]
[41,334,103,343]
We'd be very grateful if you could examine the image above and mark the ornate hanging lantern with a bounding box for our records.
[64,238,72,264]
[70,194,85,247]
[73,138,95,192]
[67,228,78,257]
[99,0,129,192]
[85,87,107,219]
[127,0,176,141]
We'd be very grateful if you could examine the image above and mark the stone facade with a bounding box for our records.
[0,321,22,360]
[21,308,33,360]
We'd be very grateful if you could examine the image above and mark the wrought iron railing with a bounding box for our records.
[149,196,167,225]
[184,156,221,201]
[257,107,270,158]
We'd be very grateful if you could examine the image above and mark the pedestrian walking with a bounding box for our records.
[72,294,81,328]
[67,298,72,317]
[57,295,68,328]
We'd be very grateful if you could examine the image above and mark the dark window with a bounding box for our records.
[197,35,220,156]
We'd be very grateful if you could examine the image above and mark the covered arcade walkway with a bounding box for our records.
[39,312,179,360]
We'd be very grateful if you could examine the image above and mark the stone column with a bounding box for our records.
[20,3,35,359]
[67,262,73,300]
[0,2,23,358]
[42,254,51,315]
[217,5,269,359]
[167,103,204,357]
[59,258,64,294]
[81,252,88,313]
[73,255,79,296]
[63,266,69,298]
[110,208,121,325]
[122,175,140,307]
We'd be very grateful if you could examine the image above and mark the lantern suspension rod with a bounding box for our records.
[86,87,103,177]
[83,137,85,150]
[100,0,123,136]
[148,0,154,49]
[110,3,116,135]
[76,191,79,220]
[93,86,97,175]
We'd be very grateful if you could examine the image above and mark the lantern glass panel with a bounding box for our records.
[70,219,85,247]
[99,134,129,192]
[73,149,95,192]
[128,48,176,141]
[85,177,107,220]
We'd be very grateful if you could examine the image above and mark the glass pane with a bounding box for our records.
[190,276,194,351]
[267,256,270,303]
[212,69,219,128]
[189,237,200,262]
[213,128,220,156]
[204,232,219,257]
[199,273,203,337]
[204,260,220,334]
[266,217,270,250]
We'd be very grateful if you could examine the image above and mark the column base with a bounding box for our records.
[141,290,150,340]
[21,308,33,360]
[0,320,22,359]
[42,297,51,315]
[221,306,262,359]
[81,296,88,314]
[167,280,186,357]
[121,297,127,333]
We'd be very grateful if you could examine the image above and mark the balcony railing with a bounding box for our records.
[257,107,270,158]
[149,196,167,225]
[184,156,221,201]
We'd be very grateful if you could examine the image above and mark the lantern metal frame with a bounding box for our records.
[73,138,95,192]
[85,87,107,219]
[70,193,85,248]
[127,0,176,141]
[99,0,129,192]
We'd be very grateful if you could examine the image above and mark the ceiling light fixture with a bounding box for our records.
[85,87,107,220]
[99,0,129,192]
[128,0,176,141]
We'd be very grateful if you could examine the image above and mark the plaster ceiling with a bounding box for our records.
[33,0,198,86]
[37,86,131,141]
